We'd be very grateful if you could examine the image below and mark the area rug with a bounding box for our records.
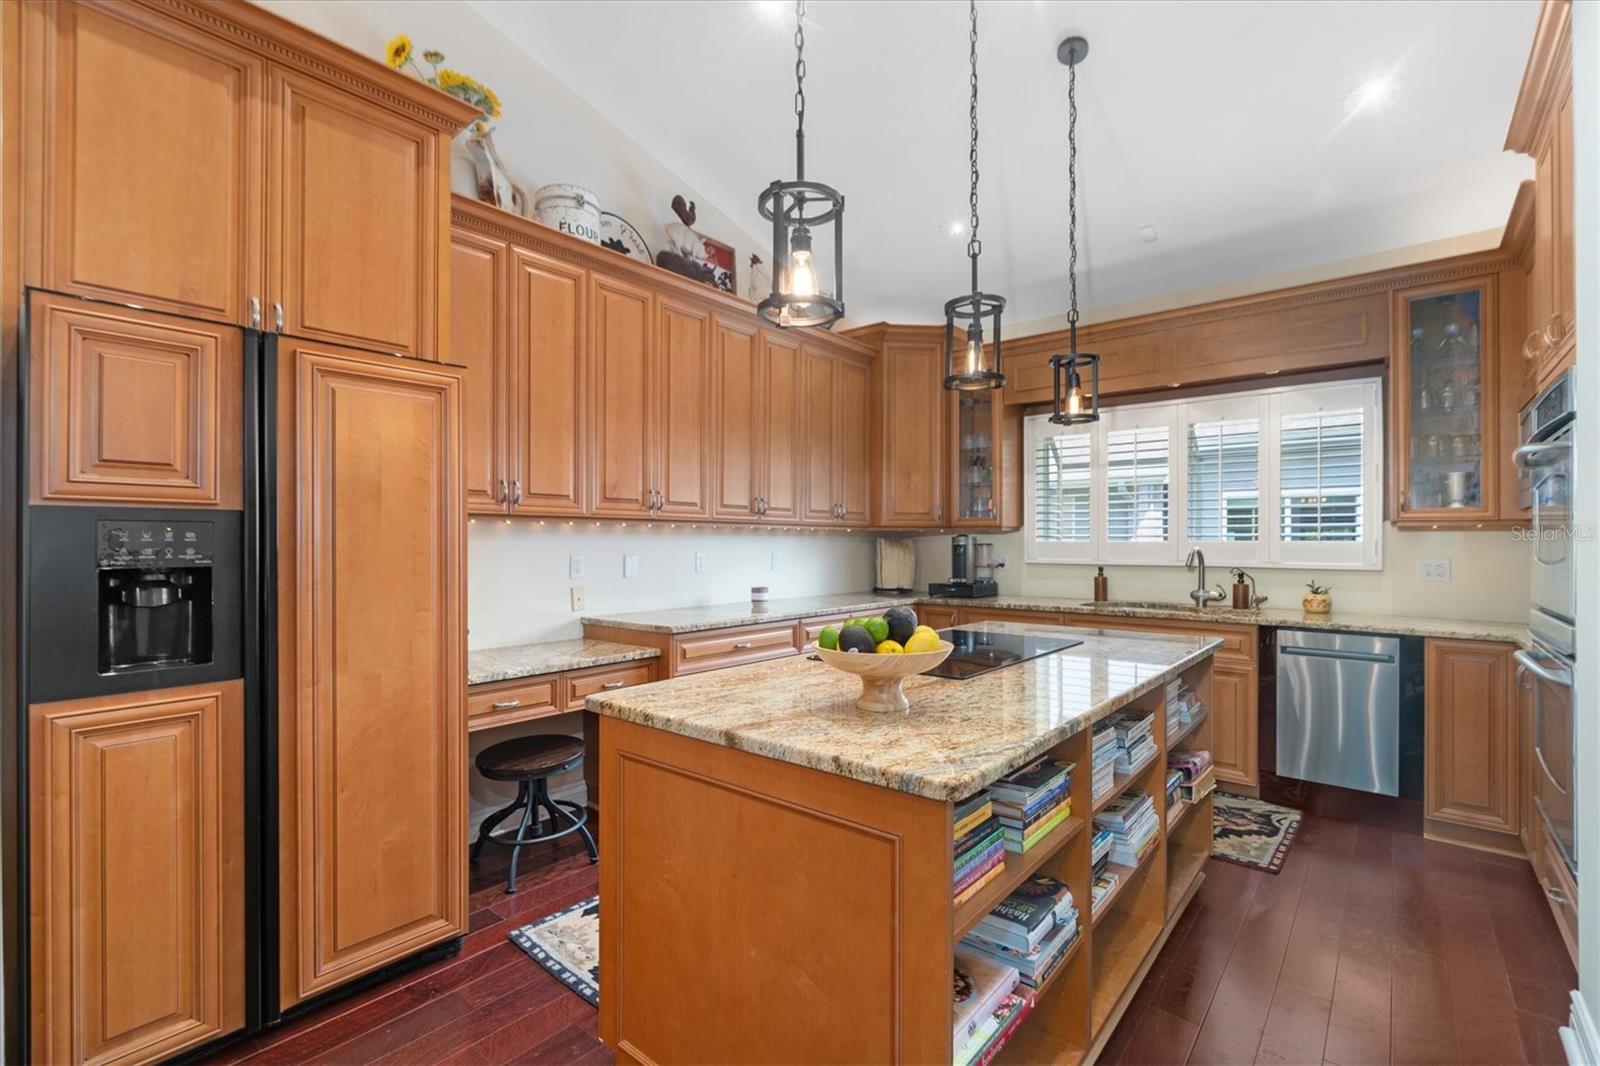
[1211,792,1302,873]
[509,895,599,1006]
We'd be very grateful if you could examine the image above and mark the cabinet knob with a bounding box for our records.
[1546,883,1570,907]
[249,296,262,330]
[1543,313,1566,346]
[273,301,285,333]
[1524,330,1545,361]
[511,480,522,506]
[495,479,507,503]
[1397,489,1407,511]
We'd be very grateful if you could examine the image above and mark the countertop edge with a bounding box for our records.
[588,637,1223,802]
[467,643,662,687]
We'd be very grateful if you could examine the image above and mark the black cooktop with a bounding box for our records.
[924,627,1084,680]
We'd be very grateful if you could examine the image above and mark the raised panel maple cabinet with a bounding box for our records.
[759,332,803,523]
[654,298,713,518]
[22,0,477,353]
[711,315,763,522]
[1425,638,1519,838]
[274,339,466,1007]
[511,248,588,516]
[27,292,242,507]
[590,274,657,517]
[857,325,947,528]
[800,346,873,526]
[835,355,872,525]
[29,680,245,1065]
[450,229,512,514]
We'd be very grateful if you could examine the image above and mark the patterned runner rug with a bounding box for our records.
[509,894,599,1006]
[1212,792,1302,873]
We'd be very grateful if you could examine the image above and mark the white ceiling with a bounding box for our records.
[468,0,1539,327]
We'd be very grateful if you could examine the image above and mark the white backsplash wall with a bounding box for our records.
[911,528,1532,623]
[468,522,877,648]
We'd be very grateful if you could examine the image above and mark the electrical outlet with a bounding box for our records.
[770,550,781,572]
[570,585,586,611]
[569,554,585,580]
[623,552,639,578]
[694,551,706,574]
[1420,557,1452,583]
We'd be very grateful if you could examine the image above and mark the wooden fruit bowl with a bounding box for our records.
[814,642,954,712]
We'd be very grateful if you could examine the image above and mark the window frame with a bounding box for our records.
[1022,378,1384,570]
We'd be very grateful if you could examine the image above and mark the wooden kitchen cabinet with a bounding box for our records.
[800,346,874,526]
[27,291,242,508]
[450,229,513,514]
[275,338,466,1007]
[511,248,589,516]
[948,388,1023,530]
[711,315,762,521]
[836,356,872,525]
[1425,639,1519,838]
[759,332,803,523]
[23,0,264,325]
[1391,276,1500,525]
[861,326,947,528]
[655,298,714,518]
[589,274,657,518]
[29,680,245,1065]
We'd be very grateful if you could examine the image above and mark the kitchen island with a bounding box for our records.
[588,621,1221,1065]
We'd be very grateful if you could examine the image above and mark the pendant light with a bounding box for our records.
[758,0,845,330]
[1049,35,1100,425]
[943,0,1005,391]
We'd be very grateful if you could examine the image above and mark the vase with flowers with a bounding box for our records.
[385,35,522,212]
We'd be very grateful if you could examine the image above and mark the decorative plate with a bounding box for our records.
[598,212,652,262]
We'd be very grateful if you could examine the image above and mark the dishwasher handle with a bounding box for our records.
[1279,645,1396,665]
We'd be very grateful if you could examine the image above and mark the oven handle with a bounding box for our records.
[1518,655,1571,798]
[1515,648,1573,688]
[1514,440,1571,468]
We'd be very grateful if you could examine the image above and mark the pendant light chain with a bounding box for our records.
[967,0,981,281]
[1066,49,1080,347]
[793,0,807,178]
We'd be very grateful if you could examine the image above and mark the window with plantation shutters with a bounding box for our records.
[1025,379,1381,569]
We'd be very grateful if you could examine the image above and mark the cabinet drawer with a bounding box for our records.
[1077,614,1256,661]
[564,661,656,711]
[674,623,800,675]
[467,675,559,730]
[1543,836,1578,965]
[961,608,1064,627]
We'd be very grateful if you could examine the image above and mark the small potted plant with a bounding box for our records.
[1302,581,1332,615]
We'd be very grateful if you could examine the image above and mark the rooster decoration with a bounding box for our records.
[655,196,716,284]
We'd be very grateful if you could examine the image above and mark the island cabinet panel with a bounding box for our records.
[589,274,656,517]
[27,293,243,508]
[25,0,264,326]
[510,248,588,515]
[710,316,762,521]
[450,228,512,514]
[599,718,950,1065]
[29,680,245,1066]
[267,65,445,359]
[275,339,466,1007]
[1425,638,1519,836]
[654,297,713,518]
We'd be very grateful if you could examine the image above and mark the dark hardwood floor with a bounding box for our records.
[209,804,1574,1065]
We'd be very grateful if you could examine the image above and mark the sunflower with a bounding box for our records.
[482,86,502,119]
[385,33,412,69]
[422,49,444,65]
[435,67,466,90]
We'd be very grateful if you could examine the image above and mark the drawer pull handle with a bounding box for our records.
[1546,884,1570,906]
[600,681,627,690]
[733,641,755,649]
[491,699,521,710]
[1544,313,1566,346]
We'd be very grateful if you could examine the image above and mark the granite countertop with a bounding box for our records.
[915,594,1531,646]
[468,637,660,686]
[581,592,921,634]
[587,621,1220,801]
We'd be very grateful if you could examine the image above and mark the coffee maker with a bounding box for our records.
[929,534,999,598]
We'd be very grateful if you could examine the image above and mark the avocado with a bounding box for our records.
[837,624,876,654]
[884,605,918,644]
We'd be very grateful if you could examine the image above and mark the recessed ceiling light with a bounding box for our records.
[1137,224,1158,243]
[1344,76,1396,116]
[755,0,787,21]
[947,220,966,237]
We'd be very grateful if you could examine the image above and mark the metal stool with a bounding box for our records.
[471,734,597,894]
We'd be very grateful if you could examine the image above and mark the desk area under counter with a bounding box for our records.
[587,621,1221,1065]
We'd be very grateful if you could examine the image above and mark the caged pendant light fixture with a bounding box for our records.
[1049,35,1100,425]
[943,0,1005,391]
[758,0,845,330]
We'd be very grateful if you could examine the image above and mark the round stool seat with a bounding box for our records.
[475,734,584,781]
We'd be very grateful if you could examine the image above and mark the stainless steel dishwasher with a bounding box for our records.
[1276,629,1401,796]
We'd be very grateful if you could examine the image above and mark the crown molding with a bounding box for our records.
[1505,0,1572,153]
[138,0,481,132]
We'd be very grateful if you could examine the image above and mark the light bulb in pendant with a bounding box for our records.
[1065,368,1084,416]
[965,337,982,376]
[788,226,818,297]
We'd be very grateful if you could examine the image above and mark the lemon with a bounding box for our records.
[913,624,938,637]
[904,630,941,654]
[874,639,905,655]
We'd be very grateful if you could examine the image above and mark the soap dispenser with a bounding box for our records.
[1093,566,1108,603]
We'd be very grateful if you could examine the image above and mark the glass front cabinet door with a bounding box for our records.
[1392,277,1498,524]
[950,389,1000,526]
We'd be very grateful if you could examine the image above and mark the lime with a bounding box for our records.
[875,639,905,655]
[818,624,841,651]
[864,617,890,643]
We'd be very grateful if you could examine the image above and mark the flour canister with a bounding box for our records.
[534,184,600,244]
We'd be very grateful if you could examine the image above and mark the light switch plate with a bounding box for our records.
[770,550,781,572]
[1420,557,1451,583]
[569,554,585,580]
[623,553,639,578]
[694,552,706,574]
[570,585,586,611]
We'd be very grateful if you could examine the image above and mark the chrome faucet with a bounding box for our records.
[1185,549,1227,608]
